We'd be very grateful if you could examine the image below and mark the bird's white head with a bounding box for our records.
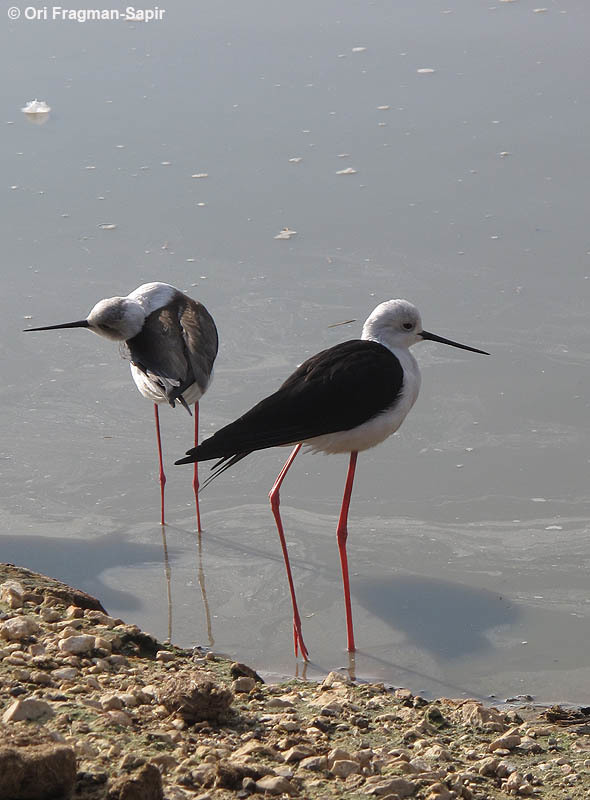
[86,296,145,341]
[362,298,489,356]
[361,299,423,350]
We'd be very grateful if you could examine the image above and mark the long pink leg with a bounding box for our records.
[269,443,309,661]
[337,451,358,652]
[154,403,166,526]
[193,402,202,533]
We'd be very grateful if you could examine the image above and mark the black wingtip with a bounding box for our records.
[175,453,196,466]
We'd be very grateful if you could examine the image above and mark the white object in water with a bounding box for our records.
[21,99,51,115]
[274,228,297,240]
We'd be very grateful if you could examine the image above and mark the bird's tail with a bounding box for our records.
[175,445,251,490]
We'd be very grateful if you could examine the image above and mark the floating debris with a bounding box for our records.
[328,319,356,328]
[85,166,96,170]
[377,105,391,110]
[196,202,206,207]
[499,151,512,157]
[337,153,351,158]
[533,7,548,12]
[161,161,172,166]
[191,173,208,178]
[288,157,303,163]
[336,167,357,175]
[274,228,297,240]
[97,223,118,230]
[351,46,367,53]
[21,99,51,115]
[417,68,436,74]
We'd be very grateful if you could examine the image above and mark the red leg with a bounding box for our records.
[154,403,166,526]
[193,402,202,533]
[337,451,358,652]
[268,444,309,661]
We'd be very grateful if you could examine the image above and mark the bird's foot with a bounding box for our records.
[293,620,310,661]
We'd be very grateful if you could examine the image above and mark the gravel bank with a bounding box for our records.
[1,563,589,800]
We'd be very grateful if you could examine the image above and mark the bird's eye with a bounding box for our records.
[402,322,414,330]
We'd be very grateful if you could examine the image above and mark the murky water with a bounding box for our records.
[2,0,590,703]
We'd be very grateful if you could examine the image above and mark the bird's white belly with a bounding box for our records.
[304,347,421,455]
[130,364,207,406]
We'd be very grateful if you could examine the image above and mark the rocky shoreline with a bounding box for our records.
[1,563,589,800]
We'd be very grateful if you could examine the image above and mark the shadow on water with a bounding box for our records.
[354,573,520,659]
[0,531,167,611]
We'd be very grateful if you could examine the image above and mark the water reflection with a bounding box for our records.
[354,574,519,659]
[0,532,163,611]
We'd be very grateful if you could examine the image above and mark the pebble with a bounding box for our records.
[426,783,454,800]
[0,580,25,608]
[101,694,124,711]
[299,755,328,771]
[331,759,361,778]
[2,698,55,722]
[489,733,521,752]
[156,650,176,663]
[422,744,452,761]
[107,709,133,726]
[40,607,62,622]
[267,697,294,709]
[364,776,417,796]
[89,611,119,627]
[283,745,314,763]
[58,634,95,654]
[0,616,41,641]
[31,670,53,686]
[505,770,525,793]
[255,775,296,795]
[232,676,255,693]
[94,636,112,653]
[478,756,500,775]
[52,667,79,681]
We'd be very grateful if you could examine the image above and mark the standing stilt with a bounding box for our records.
[175,299,489,655]
[336,451,358,652]
[193,402,202,532]
[154,403,166,525]
[268,444,309,660]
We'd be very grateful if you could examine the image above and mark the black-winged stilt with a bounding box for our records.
[25,282,218,530]
[176,299,488,659]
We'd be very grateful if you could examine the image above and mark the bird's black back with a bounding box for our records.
[179,339,403,463]
[126,298,218,407]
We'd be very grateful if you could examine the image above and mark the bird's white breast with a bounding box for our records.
[130,364,206,405]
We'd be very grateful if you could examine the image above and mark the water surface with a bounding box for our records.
[2,0,590,703]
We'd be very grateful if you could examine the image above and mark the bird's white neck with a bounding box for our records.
[127,283,177,316]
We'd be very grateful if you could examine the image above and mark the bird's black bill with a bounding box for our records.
[420,330,489,355]
[24,320,90,332]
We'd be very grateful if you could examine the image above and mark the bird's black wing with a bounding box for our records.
[176,339,403,465]
[126,308,190,406]
[179,300,218,395]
